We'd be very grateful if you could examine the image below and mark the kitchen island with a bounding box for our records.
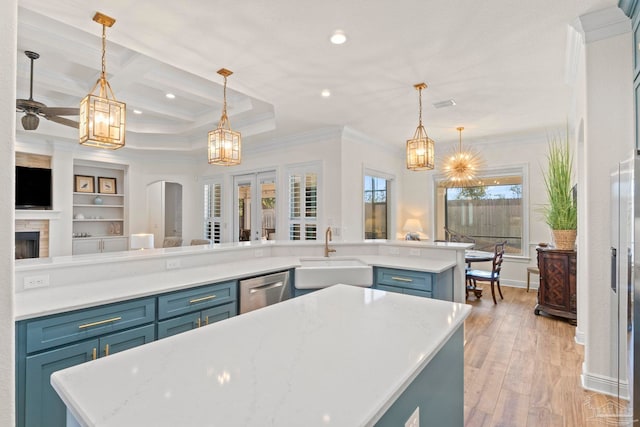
[51,284,470,426]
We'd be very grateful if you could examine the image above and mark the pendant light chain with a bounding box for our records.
[418,86,423,127]
[101,24,107,80]
[222,75,228,118]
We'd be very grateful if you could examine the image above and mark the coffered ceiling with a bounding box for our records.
[16,0,617,154]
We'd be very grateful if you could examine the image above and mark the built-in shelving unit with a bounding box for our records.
[72,162,128,255]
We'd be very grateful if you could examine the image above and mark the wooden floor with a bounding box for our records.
[464,287,628,427]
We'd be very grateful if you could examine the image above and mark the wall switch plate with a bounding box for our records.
[388,247,400,255]
[409,248,421,256]
[24,274,50,289]
[166,259,181,270]
[405,407,419,427]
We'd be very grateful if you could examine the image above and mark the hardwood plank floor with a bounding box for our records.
[464,287,629,426]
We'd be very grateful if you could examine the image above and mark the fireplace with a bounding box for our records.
[16,231,40,259]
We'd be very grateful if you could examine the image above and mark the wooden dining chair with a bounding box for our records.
[466,241,507,304]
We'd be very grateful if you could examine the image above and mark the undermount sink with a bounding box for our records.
[295,257,373,289]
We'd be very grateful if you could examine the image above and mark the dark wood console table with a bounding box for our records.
[534,247,577,324]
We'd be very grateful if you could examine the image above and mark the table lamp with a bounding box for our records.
[403,219,423,241]
[130,233,154,250]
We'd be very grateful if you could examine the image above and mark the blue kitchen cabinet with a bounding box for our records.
[16,299,156,427]
[157,281,237,339]
[373,266,454,301]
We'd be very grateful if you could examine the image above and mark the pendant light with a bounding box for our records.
[441,127,483,187]
[79,12,126,149]
[406,83,435,170]
[208,68,241,165]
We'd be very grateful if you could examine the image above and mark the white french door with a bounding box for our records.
[233,171,277,242]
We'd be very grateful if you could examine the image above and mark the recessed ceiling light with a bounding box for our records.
[165,93,176,99]
[133,109,143,115]
[330,30,347,45]
[321,89,331,98]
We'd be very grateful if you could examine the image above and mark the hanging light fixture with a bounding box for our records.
[208,68,241,165]
[406,83,435,170]
[441,127,483,187]
[79,12,126,149]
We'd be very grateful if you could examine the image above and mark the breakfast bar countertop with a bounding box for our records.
[51,284,471,427]
[15,255,457,320]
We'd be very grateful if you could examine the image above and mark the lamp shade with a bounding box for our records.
[130,233,154,250]
[402,219,423,233]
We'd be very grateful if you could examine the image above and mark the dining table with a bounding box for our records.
[464,250,495,299]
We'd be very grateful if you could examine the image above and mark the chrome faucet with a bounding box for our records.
[324,226,336,257]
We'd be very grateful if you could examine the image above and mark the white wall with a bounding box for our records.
[1,1,17,425]
[576,10,633,397]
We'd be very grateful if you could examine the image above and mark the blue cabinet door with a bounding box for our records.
[201,302,237,326]
[99,324,156,357]
[24,340,97,427]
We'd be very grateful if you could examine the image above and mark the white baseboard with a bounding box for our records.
[500,280,538,291]
[574,327,585,345]
[581,367,630,400]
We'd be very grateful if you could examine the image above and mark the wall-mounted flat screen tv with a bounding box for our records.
[15,166,52,209]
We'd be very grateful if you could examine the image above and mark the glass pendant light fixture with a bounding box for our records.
[406,83,435,170]
[79,12,126,149]
[208,68,241,165]
[442,127,483,187]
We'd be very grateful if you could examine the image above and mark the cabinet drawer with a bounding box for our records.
[376,267,433,292]
[403,288,433,299]
[158,281,237,320]
[26,298,155,353]
[375,284,403,294]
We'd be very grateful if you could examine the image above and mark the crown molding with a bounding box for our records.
[341,126,403,155]
[618,0,638,18]
[578,6,631,43]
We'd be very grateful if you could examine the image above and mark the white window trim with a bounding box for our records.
[202,176,224,243]
[431,164,530,258]
[286,161,322,241]
[363,167,396,241]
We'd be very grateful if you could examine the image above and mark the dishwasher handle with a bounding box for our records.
[249,281,284,294]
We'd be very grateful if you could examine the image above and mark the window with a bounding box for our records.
[435,171,525,255]
[288,164,319,240]
[364,175,389,239]
[204,181,223,243]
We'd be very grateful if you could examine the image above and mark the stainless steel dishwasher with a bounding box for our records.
[239,271,291,314]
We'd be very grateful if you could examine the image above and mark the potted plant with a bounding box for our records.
[542,132,577,250]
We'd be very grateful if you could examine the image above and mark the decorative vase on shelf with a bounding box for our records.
[93,196,103,205]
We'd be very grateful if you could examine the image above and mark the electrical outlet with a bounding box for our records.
[388,247,400,255]
[409,248,421,256]
[166,259,181,270]
[24,274,50,289]
[405,407,419,427]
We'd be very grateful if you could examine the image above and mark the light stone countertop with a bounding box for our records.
[15,255,456,320]
[51,284,471,427]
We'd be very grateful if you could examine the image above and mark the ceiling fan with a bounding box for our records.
[16,50,79,131]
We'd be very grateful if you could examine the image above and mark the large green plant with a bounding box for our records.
[542,134,577,230]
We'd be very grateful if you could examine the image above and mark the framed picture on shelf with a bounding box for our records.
[98,177,117,194]
[74,175,94,193]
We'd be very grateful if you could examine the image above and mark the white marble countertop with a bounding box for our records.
[51,284,471,427]
[15,255,456,320]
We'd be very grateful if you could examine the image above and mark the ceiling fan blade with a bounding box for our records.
[44,115,79,129]
[41,106,80,116]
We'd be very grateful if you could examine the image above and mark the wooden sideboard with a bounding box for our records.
[534,247,577,323]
